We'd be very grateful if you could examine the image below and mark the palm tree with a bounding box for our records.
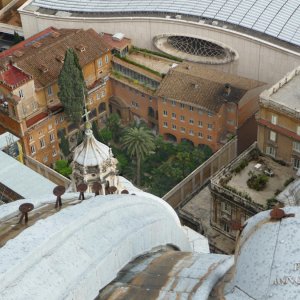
[121,126,155,186]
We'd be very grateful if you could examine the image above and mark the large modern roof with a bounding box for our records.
[30,0,300,46]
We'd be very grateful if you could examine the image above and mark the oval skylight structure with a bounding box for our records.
[154,35,237,64]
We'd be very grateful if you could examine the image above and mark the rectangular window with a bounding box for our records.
[171,100,176,106]
[198,121,203,128]
[180,127,185,133]
[223,222,230,233]
[189,106,194,112]
[297,126,300,136]
[189,130,194,136]
[270,131,276,142]
[29,135,33,142]
[171,112,176,119]
[189,119,194,125]
[198,109,203,115]
[43,156,48,163]
[221,202,232,214]
[52,149,57,157]
[101,90,106,98]
[293,141,300,153]
[293,158,300,169]
[208,123,213,130]
[149,96,152,102]
[96,93,101,100]
[18,89,24,98]
[60,115,64,122]
[98,58,102,67]
[266,146,276,158]
[227,120,235,126]
[180,115,185,122]
[172,124,176,130]
[30,145,36,154]
[163,121,168,128]
[198,132,203,138]
[48,124,52,131]
[180,103,184,109]
[32,101,38,111]
[47,86,53,96]
[163,110,168,116]
[131,101,139,108]
[49,133,55,143]
[55,118,59,125]
[207,135,212,141]
[40,138,46,149]
[271,114,278,125]
[105,55,109,64]
[162,97,167,104]
[208,112,213,117]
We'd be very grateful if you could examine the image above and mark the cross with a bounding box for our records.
[82,107,90,123]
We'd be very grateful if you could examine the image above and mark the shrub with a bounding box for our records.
[234,159,248,173]
[247,173,268,191]
[284,177,295,187]
[266,197,278,209]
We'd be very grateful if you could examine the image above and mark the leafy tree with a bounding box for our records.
[54,160,72,177]
[121,126,155,186]
[58,48,86,125]
[59,134,70,157]
[99,127,113,144]
[92,121,101,141]
[76,129,84,146]
[149,161,183,197]
[106,113,122,142]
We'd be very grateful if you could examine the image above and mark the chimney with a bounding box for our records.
[224,83,231,96]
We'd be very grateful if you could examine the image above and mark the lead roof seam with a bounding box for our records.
[277,3,300,40]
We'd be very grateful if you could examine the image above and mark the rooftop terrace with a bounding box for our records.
[211,145,296,210]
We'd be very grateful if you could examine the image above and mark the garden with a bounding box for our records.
[56,113,212,197]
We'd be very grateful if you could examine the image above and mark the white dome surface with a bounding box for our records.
[73,133,111,166]
[0,194,191,300]
[225,206,300,300]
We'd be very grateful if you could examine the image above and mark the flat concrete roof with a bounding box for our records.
[0,151,56,199]
[271,73,300,112]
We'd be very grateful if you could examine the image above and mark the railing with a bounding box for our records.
[163,137,237,209]
[24,155,71,188]
[210,182,263,213]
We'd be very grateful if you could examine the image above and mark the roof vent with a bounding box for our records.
[76,44,86,52]
[32,42,42,48]
[56,54,64,63]
[38,64,48,73]
[51,31,60,38]
[192,83,199,89]
[13,50,24,58]
[112,33,124,41]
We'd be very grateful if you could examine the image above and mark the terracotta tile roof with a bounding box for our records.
[257,118,300,142]
[0,27,111,90]
[26,112,48,128]
[0,64,31,90]
[101,33,131,50]
[156,62,265,112]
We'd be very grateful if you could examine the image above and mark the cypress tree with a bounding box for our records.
[58,48,87,125]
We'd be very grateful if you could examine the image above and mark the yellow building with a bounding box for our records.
[0,27,112,166]
[257,66,300,168]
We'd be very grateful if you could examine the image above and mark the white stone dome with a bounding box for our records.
[0,194,191,300]
[225,206,300,300]
[73,128,111,167]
